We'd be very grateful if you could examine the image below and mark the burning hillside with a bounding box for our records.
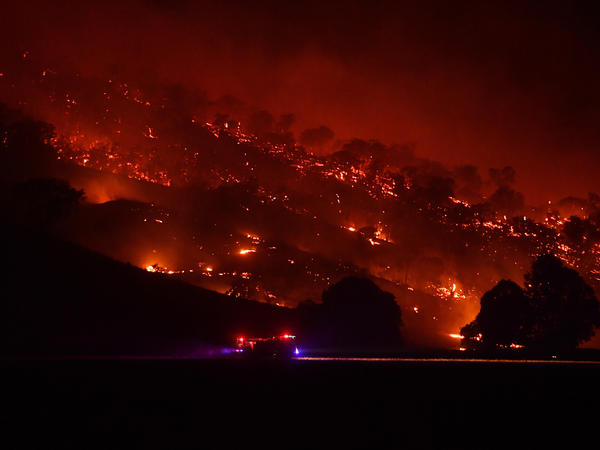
[2,51,600,348]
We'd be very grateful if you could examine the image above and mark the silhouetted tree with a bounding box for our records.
[0,103,56,180]
[563,216,600,250]
[299,125,334,148]
[453,164,483,203]
[461,280,531,350]
[525,254,600,352]
[10,178,84,231]
[276,113,295,133]
[462,255,600,354]
[395,164,456,208]
[312,277,402,348]
[488,186,525,216]
[248,110,275,137]
[588,192,600,224]
[419,176,455,207]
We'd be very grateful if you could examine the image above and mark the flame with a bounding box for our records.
[6,58,600,348]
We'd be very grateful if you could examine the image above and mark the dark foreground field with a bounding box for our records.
[1,358,598,449]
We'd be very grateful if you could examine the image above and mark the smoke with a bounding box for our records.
[299,126,334,149]
[3,1,600,201]
[3,0,600,349]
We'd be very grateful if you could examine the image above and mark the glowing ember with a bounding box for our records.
[4,53,600,349]
[245,233,261,241]
[144,127,158,139]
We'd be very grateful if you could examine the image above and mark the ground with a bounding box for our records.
[1,358,598,449]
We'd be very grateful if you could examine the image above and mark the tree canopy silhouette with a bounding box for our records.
[525,254,600,352]
[299,276,402,349]
[461,255,600,353]
[0,103,57,180]
[461,280,531,351]
[9,178,84,231]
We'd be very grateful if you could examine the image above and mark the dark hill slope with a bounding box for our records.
[0,224,291,356]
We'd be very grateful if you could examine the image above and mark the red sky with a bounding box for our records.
[2,0,600,203]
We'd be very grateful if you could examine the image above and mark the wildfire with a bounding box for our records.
[144,264,189,275]
[4,55,600,342]
[427,282,468,301]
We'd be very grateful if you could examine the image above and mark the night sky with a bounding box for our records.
[2,0,600,201]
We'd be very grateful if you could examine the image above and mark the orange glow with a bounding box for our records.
[8,52,599,352]
[144,126,158,139]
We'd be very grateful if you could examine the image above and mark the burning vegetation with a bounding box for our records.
[3,51,600,348]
